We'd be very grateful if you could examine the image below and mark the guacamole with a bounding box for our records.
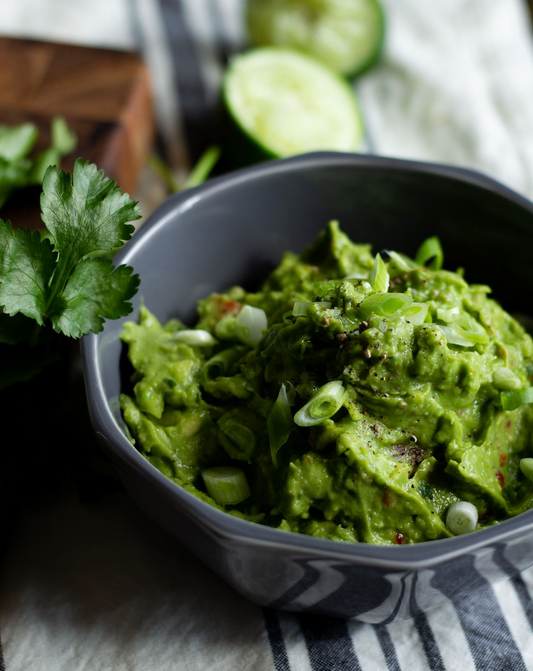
[120,222,533,545]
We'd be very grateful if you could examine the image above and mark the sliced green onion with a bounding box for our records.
[386,250,418,271]
[501,387,533,411]
[202,346,246,383]
[437,326,476,348]
[174,329,217,346]
[218,416,257,461]
[436,313,488,348]
[492,367,521,391]
[446,501,478,535]
[402,303,429,325]
[437,306,460,322]
[359,293,413,319]
[202,466,251,505]
[268,383,294,467]
[343,273,366,280]
[369,253,390,293]
[415,236,443,270]
[520,458,533,482]
[292,301,331,316]
[215,315,237,340]
[294,381,346,427]
[454,314,488,344]
[235,305,267,346]
[313,279,337,298]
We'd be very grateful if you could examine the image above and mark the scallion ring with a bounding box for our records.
[437,313,488,348]
[437,326,477,348]
[520,458,533,482]
[402,303,429,325]
[235,305,268,346]
[369,253,390,293]
[202,346,247,383]
[215,315,237,340]
[446,501,478,535]
[415,236,443,270]
[294,381,346,427]
[268,383,295,467]
[202,466,251,505]
[359,292,413,319]
[501,387,533,411]
[385,250,418,271]
[492,367,521,391]
[436,306,460,322]
[174,329,217,346]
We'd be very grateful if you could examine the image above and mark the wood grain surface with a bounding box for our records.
[0,37,154,228]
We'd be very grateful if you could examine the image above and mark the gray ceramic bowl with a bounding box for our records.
[82,152,533,622]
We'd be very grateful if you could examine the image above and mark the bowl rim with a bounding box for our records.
[82,150,533,570]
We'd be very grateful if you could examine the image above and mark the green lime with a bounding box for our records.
[246,0,385,78]
[221,47,364,165]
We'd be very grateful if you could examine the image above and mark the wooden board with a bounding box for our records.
[0,37,154,229]
[0,39,155,542]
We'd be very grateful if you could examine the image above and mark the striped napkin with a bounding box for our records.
[2,1,533,670]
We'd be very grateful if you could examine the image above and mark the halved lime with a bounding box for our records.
[221,48,364,164]
[246,0,385,78]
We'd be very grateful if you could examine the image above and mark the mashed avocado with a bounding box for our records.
[120,222,533,545]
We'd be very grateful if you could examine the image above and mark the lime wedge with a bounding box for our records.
[222,48,364,164]
[246,0,385,78]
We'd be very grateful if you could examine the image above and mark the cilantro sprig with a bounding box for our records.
[0,158,141,339]
[0,117,77,209]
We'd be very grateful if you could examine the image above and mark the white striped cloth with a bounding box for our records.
[1,1,533,670]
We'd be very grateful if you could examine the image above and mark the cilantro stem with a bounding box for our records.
[148,154,180,193]
[149,146,221,195]
[43,263,71,321]
[182,146,220,189]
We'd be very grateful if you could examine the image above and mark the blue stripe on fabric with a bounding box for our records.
[263,609,291,671]
[493,544,533,632]
[127,0,170,165]
[408,573,446,671]
[374,625,402,671]
[413,612,446,671]
[206,0,242,62]
[448,554,527,671]
[298,614,361,671]
[158,0,214,161]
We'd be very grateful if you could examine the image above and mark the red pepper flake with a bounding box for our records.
[496,470,505,487]
[499,453,507,467]
[216,297,241,317]
[505,420,512,431]
[395,532,406,545]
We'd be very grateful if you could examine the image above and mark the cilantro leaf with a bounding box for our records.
[50,258,140,338]
[0,220,57,324]
[0,160,141,337]
[0,118,77,210]
[30,117,78,184]
[0,123,38,162]
[41,159,140,272]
